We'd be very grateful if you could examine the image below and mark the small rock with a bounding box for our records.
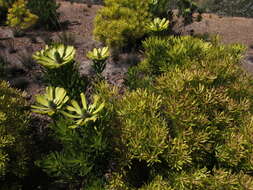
[0,28,14,40]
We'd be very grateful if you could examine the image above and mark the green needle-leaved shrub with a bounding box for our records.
[94,0,202,52]
[117,89,168,165]
[0,80,31,189]
[108,35,253,189]
[94,0,152,50]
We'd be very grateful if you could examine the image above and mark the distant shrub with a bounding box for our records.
[6,0,38,35]
[0,80,30,189]
[94,0,202,51]
[94,0,152,50]
[1,0,60,30]
[199,0,253,18]
[27,0,60,30]
[150,0,202,24]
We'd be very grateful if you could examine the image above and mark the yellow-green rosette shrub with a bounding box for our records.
[0,80,30,188]
[94,0,152,50]
[6,0,38,31]
[33,44,76,69]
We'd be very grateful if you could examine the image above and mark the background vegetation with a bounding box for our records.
[1,0,253,189]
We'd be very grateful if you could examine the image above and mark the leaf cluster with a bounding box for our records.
[105,35,253,189]
[94,0,152,50]
[6,0,38,32]
[27,0,60,30]
[33,44,87,99]
[0,80,30,189]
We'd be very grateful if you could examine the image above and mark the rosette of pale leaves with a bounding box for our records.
[33,44,75,69]
[147,18,169,32]
[61,93,105,129]
[31,86,69,116]
[87,47,109,61]
[87,47,110,74]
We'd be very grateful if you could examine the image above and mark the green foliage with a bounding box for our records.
[87,47,110,75]
[94,0,152,49]
[0,80,30,188]
[139,176,172,190]
[36,97,110,189]
[150,0,202,24]
[31,86,69,116]
[61,93,105,129]
[94,0,202,51]
[115,35,253,189]
[117,89,168,165]
[176,0,202,24]
[33,44,76,69]
[125,35,214,89]
[27,0,60,30]
[33,44,87,99]
[32,85,110,188]
[146,18,169,33]
[6,0,38,33]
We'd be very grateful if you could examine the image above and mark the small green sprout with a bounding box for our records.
[31,86,69,116]
[87,47,110,74]
[33,44,76,69]
[61,93,105,129]
[147,18,169,32]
